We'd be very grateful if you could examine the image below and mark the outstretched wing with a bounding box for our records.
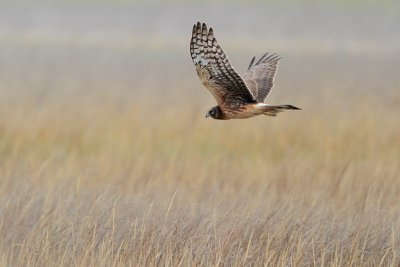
[243,53,280,103]
[190,22,255,106]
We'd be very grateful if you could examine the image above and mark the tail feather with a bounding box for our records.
[275,104,301,110]
[261,104,301,116]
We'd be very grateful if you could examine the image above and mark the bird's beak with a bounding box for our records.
[205,114,210,118]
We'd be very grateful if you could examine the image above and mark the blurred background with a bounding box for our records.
[1,1,400,265]
[1,1,399,112]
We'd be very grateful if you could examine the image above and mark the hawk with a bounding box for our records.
[190,22,301,120]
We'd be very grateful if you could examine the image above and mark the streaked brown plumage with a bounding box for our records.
[190,22,301,120]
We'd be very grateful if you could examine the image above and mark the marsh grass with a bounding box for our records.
[0,96,399,266]
[1,3,400,265]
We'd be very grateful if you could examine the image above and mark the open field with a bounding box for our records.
[0,99,399,266]
[1,3,400,266]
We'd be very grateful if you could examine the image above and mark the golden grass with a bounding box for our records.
[0,96,399,266]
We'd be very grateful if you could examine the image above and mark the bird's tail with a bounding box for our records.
[260,104,301,117]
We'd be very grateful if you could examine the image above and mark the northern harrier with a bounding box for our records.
[190,22,301,120]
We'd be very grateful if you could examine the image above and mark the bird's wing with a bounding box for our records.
[190,22,255,106]
[242,53,280,103]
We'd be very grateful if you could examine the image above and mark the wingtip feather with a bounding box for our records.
[248,56,256,70]
[256,52,268,64]
[192,24,196,35]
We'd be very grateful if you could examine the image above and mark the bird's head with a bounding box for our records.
[205,106,224,120]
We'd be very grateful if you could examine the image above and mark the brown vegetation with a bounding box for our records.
[1,4,399,265]
[0,95,399,266]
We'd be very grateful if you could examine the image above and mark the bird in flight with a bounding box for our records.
[190,22,301,120]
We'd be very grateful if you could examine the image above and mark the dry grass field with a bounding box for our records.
[0,98,399,266]
[1,2,400,266]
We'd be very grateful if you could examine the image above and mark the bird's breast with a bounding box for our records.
[221,104,262,119]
